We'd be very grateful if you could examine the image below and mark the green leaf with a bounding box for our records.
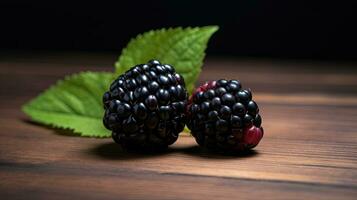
[115,26,219,93]
[22,72,114,137]
[23,26,218,137]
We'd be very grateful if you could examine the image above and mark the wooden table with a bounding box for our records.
[1,52,357,199]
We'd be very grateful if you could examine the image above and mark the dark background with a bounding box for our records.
[1,1,356,60]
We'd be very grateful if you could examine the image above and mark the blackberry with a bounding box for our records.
[103,60,188,150]
[186,79,264,152]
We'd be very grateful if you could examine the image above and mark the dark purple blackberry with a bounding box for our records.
[103,60,188,150]
[186,80,263,152]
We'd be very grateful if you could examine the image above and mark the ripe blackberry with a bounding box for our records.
[103,60,188,150]
[186,79,263,152]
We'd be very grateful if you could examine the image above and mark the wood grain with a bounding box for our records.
[1,52,357,199]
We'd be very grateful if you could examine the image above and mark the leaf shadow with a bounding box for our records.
[23,119,82,137]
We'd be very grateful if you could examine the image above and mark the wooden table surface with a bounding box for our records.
[1,52,357,199]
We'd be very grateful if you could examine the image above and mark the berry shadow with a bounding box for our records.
[88,142,173,160]
[24,119,172,160]
[88,142,258,161]
[176,145,259,159]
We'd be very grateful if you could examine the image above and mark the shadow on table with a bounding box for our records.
[89,142,259,160]
[24,119,259,160]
